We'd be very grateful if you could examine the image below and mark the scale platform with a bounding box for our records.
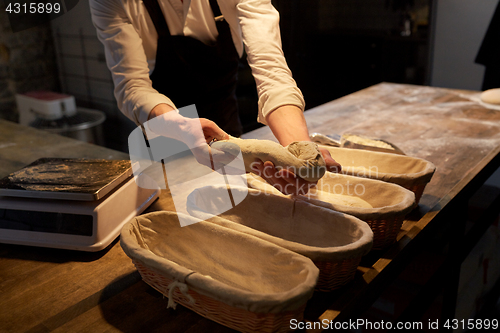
[0,158,160,251]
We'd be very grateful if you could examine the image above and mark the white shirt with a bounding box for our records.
[89,0,305,126]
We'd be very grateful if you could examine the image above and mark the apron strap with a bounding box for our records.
[143,0,171,37]
[209,0,223,18]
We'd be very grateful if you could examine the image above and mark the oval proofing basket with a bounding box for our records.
[320,145,436,205]
[120,211,319,333]
[187,186,373,291]
[246,173,415,249]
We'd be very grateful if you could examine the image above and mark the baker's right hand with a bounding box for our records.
[146,104,229,169]
[179,117,231,169]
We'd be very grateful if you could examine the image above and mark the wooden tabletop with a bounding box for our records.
[1,83,500,332]
[244,83,500,216]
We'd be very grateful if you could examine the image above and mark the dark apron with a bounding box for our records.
[143,0,243,137]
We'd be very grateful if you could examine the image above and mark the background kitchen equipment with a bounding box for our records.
[0,158,160,251]
[310,132,406,155]
[16,91,106,145]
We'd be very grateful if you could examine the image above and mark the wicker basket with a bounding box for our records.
[187,186,373,291]
[245,173,415,250]
[120,212,319,333]
[319,146,436,205]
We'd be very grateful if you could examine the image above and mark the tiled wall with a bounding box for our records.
[0,3,59,122]
[48,1,134,151]
[53,29,117,117]
[50,1,119,119]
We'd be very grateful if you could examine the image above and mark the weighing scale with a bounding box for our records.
[0,158,160,251]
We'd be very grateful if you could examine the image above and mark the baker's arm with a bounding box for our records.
[267,105,341,170]
[90,0,228,169]
[236,0,305,125]
[89,0,175,125]
[252,105,341,194]
[235,1,340,193]
[266,105,310,145]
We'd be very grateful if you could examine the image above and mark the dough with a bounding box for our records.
[7,159,130,193]
[342,134,394,150]
[341,134,405,155]
[212,136,326,182]
[480,88,500,105]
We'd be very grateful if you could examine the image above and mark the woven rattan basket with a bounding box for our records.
[320,146,435,205]
[246,173,415,249]
[187,186,373,291]
[120,211,319,333]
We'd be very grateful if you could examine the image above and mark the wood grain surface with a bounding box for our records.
[244,83,500,215]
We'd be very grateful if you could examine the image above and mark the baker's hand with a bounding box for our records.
[250,160,313,195]
[262,105,341,193]
[250,148,341,195]
[319,147,342,173]
[146,104,229,169]
[178,117,230,169]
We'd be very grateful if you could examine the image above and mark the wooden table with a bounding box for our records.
[1,83,500,332]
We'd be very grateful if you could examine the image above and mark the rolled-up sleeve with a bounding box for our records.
[89,0,175,125]
[236,0,305,125]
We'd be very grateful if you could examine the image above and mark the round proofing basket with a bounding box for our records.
[246,173,415,250]
[120,211,319,333]
[320,145,436,205]
[187,186,374,291]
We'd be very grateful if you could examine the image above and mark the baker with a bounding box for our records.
[90,0,341,194]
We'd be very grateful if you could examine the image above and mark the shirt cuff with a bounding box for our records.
[257,87,305,125]
[135,93,177,126]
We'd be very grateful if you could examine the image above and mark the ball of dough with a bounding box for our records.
[217,137,326,182]
[480,88,500,105]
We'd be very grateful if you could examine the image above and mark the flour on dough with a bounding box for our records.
[342,134,393,150]
[214,136,326,182]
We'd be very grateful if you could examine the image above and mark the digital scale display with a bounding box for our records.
[0,208,93,236]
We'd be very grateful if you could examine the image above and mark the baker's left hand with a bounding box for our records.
[250,160,311,195]
[260,104,342,194]
[319,147,342,173]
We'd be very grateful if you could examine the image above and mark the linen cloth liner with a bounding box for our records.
[245,173,416,222]
[120,211,319,313]
[187,186,373,262]
[320,146,436,188]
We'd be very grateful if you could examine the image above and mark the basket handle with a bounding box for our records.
[166,280,195,309]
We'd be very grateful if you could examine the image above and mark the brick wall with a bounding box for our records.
[0,4,59,122]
